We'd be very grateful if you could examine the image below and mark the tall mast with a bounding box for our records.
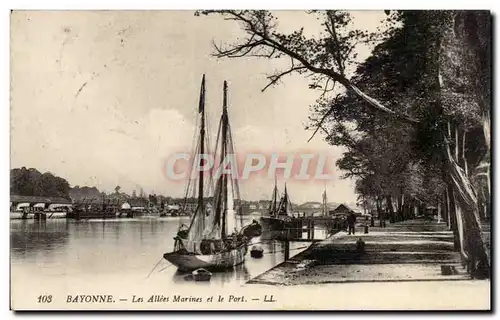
[271,176,278,216]
[322,181,328,216]
[102,193,105,211]
[283,183,288,214]
[198,74,206,228]
[220,80,229,238]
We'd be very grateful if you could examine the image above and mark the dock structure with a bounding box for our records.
[248,219,490,285]
[278,215,347,242]
[10,195,72,219]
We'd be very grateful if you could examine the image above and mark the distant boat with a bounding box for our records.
[67,195,115,220]
[10,211,23,219]
[260,179,302,239]
[163,77,262,272]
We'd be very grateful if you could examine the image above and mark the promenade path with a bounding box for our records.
[248,219,488,285]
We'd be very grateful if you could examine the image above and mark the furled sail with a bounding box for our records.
[269,177,279,216]
[277,183,292,216]
[179,74,212,253]
[206,80,242,239]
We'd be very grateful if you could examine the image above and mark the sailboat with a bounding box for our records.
[163,76,262,271]
[260,180,302,239]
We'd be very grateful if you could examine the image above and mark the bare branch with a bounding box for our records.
[205,10,420,133]
[307,94,341,142]
[262,66,307,92]
[320,77,336,97]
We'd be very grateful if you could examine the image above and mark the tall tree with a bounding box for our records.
[11,167,71,198]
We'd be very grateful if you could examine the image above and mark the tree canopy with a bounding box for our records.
[11,167,71,199]
[201,10,491,277]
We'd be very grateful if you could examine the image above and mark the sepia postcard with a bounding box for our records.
[9,10,491,311]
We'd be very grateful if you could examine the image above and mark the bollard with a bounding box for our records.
[310,220,315,239]
[356,238,365,253]
[284,240,290,261]
[364,225,369,234]
[307,220,312,240]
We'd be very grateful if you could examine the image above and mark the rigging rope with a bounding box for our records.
[180,111,201,222]
[145,258,164,279]
[157,263,174,273]
[226,122,242,229]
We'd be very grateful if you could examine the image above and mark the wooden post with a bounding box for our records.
[284,239,290,261]
[437,201,442,224]
[298,219,303,239]
[310,220,315,240]
[307,219,312,240]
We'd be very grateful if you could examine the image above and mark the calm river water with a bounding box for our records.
[11,216,325,295]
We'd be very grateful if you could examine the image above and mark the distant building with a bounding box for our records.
[329,204,360,217]
[257,200,271,210]
[172,198,197,212]
[171,197,217,213]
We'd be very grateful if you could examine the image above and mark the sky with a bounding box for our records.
[10,10,386,205]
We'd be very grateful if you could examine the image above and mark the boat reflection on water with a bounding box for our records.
[11,217,311,289]
[172,263,251,285]
[10,219,70,258]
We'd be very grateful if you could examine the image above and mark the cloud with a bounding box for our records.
[10,11,366,204]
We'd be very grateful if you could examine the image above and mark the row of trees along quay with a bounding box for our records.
[198,10,491,278]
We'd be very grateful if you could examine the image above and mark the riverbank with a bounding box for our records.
[247,219,484,286]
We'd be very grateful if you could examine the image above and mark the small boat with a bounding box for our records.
[192,268,212,281]
[250,245,264,258]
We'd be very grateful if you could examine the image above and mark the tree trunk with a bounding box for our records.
[485,201,490,222]
[404,198,411,221]
[362,194,367,215]
[398,193,404,221]
[445,140,490,278]
[486,164,490,214]
[386,195,395,223]
[447,184,460,250]
[376,196,384,227]
[438,10,490,278]
[442,190,449,226]
[452,190,467,257]
[482,109,490,152]
[437,199,442,224]
[461,130,468,176]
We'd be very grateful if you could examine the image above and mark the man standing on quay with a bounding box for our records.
[347,212,357,235]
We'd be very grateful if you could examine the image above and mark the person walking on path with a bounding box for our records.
[347,212,357,235]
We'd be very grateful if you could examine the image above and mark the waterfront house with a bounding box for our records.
[329,204,361,217]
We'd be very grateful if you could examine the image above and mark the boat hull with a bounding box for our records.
[260,216,302,239]
[163,245,248,272]
[10,212,23,219]
[67,211,116,220]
